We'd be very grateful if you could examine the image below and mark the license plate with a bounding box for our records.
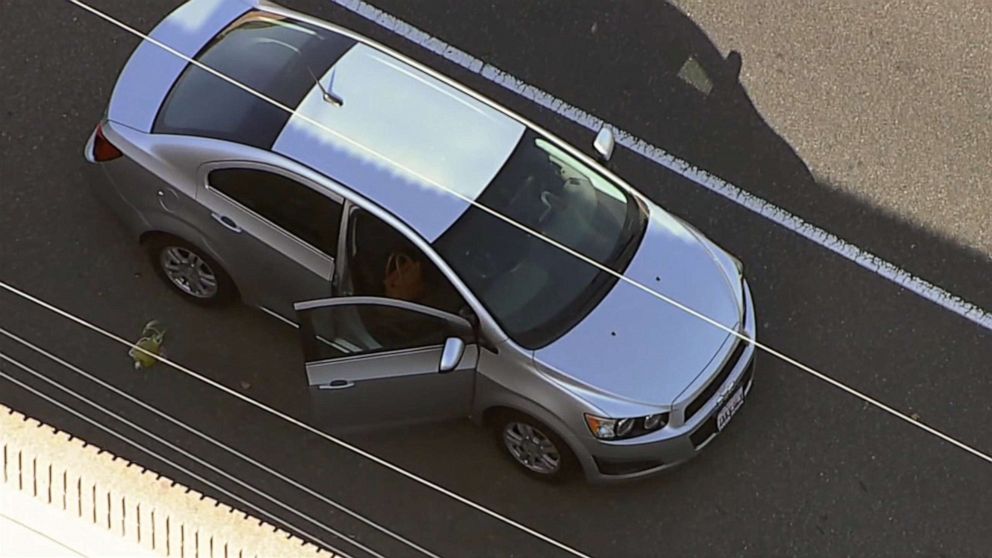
[716,386,745,431]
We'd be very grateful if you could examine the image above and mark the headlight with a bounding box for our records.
[616,418,635,437]
[584,412,669,440]
[643,413,666,430]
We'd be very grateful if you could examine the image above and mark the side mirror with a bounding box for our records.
[593,127,615,163]
[438,337,466,373]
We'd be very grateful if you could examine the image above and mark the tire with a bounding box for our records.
[146,235,237,306]
[492,410,579,483]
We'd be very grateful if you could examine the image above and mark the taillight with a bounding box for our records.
[93,123,122,162]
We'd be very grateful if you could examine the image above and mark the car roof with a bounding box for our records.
[109,0,525,243]
[271,43,525,242]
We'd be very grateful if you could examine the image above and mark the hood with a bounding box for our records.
[534,205,742,408]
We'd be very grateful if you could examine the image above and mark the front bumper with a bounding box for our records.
[578,279,757,482]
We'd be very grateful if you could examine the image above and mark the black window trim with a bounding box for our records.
[304,340,447,368]
[295,296,474,364]
[201,160,345,260]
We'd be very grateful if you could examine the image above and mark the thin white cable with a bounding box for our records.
[0,327,441,558]
[0,281,593,558]
[0,353,358,558]
[60,0,992,469]
[63,4,604,554]
[333,0,992,335]
[0,351,382,558]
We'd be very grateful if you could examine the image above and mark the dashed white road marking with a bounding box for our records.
[329,0,992,333]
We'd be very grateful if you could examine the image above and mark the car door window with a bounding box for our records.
[300,302,453,362]
[208,168,341,255]
[346,210,465,314]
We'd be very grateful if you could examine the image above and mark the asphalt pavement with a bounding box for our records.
[673,0,992,255]
[2,1,991,557]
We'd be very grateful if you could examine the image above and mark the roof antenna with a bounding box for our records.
[308,65,344,108]
[263,38,343,107]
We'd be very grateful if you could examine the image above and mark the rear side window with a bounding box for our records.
[154,14,354,148]
[208,168,342,256]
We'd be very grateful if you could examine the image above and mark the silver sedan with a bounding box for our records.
[85,0,756,482]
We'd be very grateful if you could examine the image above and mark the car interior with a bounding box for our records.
[317,208,468,353]
[346,209,465,314]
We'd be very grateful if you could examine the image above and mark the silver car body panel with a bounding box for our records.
[91,0,759,481]
[196,160,338,316]
[296,297,480,430]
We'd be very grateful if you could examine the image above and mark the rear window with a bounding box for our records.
[153,13,354,149]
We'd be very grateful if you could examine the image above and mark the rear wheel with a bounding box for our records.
[492,411,578,482]
[146,236,236,306]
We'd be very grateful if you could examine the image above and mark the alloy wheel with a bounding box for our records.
[502,421,562,475]
[160,246,218,299]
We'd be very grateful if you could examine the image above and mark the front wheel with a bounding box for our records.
[147,236,236,306]
[493,411,578,482]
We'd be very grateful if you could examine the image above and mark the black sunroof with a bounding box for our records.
[153,15,354,149]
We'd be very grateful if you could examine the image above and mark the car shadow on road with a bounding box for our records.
[638,8,992,317]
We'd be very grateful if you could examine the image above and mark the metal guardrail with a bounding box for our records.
[0,404,341,558]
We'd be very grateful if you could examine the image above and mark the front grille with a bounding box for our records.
[684,338,747,421]
[690,416,718,448]
[740,359,755,390]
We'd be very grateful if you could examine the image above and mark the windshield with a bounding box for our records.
[435,131,647,349]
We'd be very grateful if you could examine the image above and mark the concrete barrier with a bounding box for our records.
[0,404,343,557]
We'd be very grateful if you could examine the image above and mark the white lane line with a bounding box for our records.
[61,4,593,556]
[0,353,360,558]
[329,0,992,333]
[61,0,992,488]
[0,326,441,558]
[3,285,590,558]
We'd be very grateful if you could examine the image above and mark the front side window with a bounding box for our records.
[300,303,451,362]
[154,13,355,148]
[346,210,465,314]
[208,168,341,256]
[435,131,647,349]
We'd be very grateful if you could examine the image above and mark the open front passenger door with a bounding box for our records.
[294,296,478,431]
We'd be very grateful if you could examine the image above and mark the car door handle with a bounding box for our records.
[317,380,355,390]
[210,212,242,233]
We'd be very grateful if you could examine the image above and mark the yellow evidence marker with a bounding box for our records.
[128,320,166,370]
